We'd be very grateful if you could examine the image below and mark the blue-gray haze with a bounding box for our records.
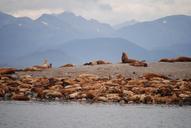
[0,11,191,67]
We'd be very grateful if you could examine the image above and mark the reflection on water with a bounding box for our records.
[0,101,191,128]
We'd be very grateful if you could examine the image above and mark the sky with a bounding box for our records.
[0,0,191,25]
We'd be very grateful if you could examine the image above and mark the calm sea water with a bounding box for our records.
[0,101,191,128]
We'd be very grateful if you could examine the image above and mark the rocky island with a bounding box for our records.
[0,53,191,105]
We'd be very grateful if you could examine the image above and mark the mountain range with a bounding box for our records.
[0,11,190,67]
[118,15,191,49]
[113,20,139,29]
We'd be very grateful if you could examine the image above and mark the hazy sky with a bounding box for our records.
[0,0,191,25]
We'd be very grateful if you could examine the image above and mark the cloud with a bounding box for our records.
[96,0,191,24]
[0,0,191,25]
[11,9,65,19]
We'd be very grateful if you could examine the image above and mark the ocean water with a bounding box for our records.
[0,101,191,128]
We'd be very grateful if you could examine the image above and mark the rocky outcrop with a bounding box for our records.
[121,52,148,67]
[0,72,190,105]
[159,56,191,62]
